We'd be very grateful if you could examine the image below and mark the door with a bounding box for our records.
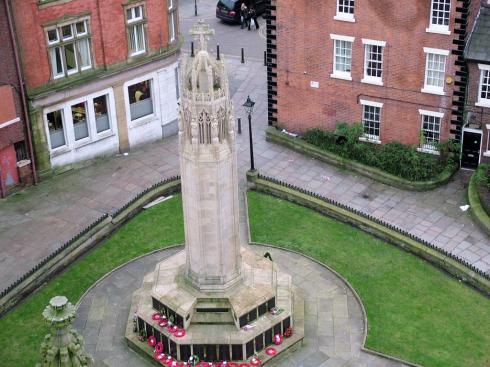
[461,130,482,169]
[0,145,19,189]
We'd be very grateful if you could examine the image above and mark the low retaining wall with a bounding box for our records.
[468,172,490,237]
[246,170,490,296]
[266,127,457,191]
[0,176,181,317]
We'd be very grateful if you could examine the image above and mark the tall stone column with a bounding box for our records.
[179,21,241,291]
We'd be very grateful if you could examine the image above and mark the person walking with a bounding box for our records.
[248,6,259,30]
[240,3,248,29]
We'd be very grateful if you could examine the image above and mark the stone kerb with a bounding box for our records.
[468,172,490,237]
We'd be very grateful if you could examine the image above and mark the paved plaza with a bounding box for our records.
[76,245,409,367]
[0,0,489,295]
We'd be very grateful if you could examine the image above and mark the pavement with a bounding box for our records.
[76,245,409,367]
[0,0,489,291]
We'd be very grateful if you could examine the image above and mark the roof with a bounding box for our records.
[465,6,490,62]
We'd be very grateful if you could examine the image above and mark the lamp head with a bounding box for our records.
[243,95,255,116]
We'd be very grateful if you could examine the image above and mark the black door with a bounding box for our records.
[461,131,481,169]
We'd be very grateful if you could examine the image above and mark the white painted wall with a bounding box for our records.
[44,60,180,168]
[44,88,120,168]
[125,60,179,148]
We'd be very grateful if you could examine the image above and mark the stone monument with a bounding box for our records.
[180,21,241,291]
[37,296,94,367]
[125,21,303,364]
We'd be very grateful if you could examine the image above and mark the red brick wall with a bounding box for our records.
[0,1,26,151]
[275,0,459,146]
[11,0,172,90]
[466,62,490,163]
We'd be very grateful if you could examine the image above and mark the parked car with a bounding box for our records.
[216,0,266,24]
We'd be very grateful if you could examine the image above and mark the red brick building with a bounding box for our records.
[266,0,485,167]
[8,0,181,174]
[463,2,490,167]
[0,0,37,197]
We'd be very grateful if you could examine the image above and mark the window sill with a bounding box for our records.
[417,147,440,155]
[425,27,451,35]
[38,0,74,10]
[50,146,70,157]
[129,50,147,57]
[476,101,490,108]
[333,15,355,23]
[483,151,490,157]
[359,136,381,144]
[330,73,352,81]
[421,87,445,96]
[361,78,383,86]
[130,114,157,128]
[74,132,116,150]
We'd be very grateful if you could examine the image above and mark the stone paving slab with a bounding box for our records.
[76,246,409,367]
[0,0,489,291]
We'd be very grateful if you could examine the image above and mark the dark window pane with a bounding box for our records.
[246,340,254,358]
[180,345,191,361]
[193,345,205,360]
[218,345,230,361]
[264,328,273,346]
[273,322,282,335]
[169,340,177,358]
[231,345,243,361]
[258,302,267,316]
[205,345,217,361]
[255,334,264,352]
[248,308,257,323]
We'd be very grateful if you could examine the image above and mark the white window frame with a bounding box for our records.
[476,64,490,108]
[126,4,146,56]
[359,100,383,143]
[168,9,177,43]
[330,34,354,81]
[426,0,451,35]
[421,47,448,96]
[127,5,144,23]
[123,73,159,126]
[334,0,355,22]
[43,88,117,154]
[418,109,444,154]
[45,19,92,80]
[361,39,386,86]
[44,107,68,152]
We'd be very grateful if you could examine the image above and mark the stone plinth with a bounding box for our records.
[125,248,304,363]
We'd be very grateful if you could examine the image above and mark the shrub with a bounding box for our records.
[475,164,490,191]
[302,123,455,181]
[303,128,336,150]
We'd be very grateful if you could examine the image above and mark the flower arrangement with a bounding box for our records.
[283,326,293,338]
[148,335,157,347]
[273,333,283,345]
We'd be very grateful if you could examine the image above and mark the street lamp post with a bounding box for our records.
[243,95,256,171]
[194,0,197,16]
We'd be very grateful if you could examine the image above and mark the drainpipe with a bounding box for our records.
[0,166,5,198]
[5,0,39,185]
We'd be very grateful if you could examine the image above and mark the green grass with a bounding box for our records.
[2,190,489,366]
[0,194,184,367]
[247,191,490,367]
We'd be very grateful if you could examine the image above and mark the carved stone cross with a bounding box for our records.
[189,19,215,51]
